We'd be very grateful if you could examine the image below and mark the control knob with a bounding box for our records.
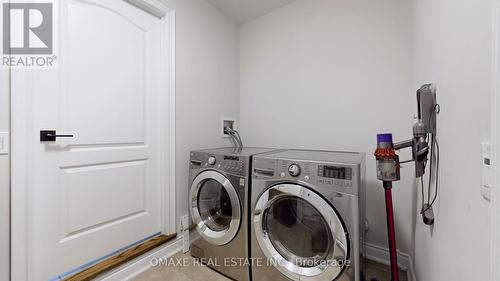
[208,156,216,165]
[288,164,301,177]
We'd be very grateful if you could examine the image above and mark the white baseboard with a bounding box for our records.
[364,242,416,281]
[407,255,417,281]
[96,237,183,281]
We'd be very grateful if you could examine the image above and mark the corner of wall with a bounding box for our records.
[0,68,11,281]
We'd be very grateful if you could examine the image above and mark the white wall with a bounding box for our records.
[159,0,240,230]
[412,0,493,280]
[239,0,416,254]
[0,69,9,280]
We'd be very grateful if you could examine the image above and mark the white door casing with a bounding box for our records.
[493,0,500,280]
[10,0,175,280]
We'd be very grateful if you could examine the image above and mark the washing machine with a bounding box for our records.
[250,149,366,281]
[189,147,280,281]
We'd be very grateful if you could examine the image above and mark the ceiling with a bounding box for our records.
[206,0,296,25]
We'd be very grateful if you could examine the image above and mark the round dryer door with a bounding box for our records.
[190,170,241,245]
[254,183,349,281]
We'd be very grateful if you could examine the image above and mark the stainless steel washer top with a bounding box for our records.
[250,149,366,281]
[188,147,280,281]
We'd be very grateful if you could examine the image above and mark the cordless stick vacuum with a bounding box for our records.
[374,84,438,281]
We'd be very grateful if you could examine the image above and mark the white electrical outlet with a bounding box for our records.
[0,132,9,155]
[180,214,190,253]
[481,141,492,201]
[180,215,189,230]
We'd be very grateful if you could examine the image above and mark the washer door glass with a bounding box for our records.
[190,170,241,245]
[265,197,333,267]
[197,179,233,232]
[254,184,349,280]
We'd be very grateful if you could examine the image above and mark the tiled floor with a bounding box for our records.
[365,259,408,281]
[132,252,407,281]
[131,252,231,281]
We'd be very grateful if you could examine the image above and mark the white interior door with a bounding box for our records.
[11,1,172,280]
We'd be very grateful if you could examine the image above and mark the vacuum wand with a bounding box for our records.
[374,134,401,281]
[384,182,399,281]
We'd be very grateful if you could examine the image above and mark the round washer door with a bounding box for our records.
[190,170,241,245]
[254,183,349,281]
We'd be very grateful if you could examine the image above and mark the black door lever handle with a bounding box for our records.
[40,130,74,142]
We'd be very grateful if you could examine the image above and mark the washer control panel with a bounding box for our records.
[253,157,360,195]
[288,164,301,177]
[208,156,216,165]
[222,155,245,175]
[318,165,352,180]
[190,152,246,176]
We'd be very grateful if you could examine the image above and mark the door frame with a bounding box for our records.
[493,0,500,280]
[9,0,176,279]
